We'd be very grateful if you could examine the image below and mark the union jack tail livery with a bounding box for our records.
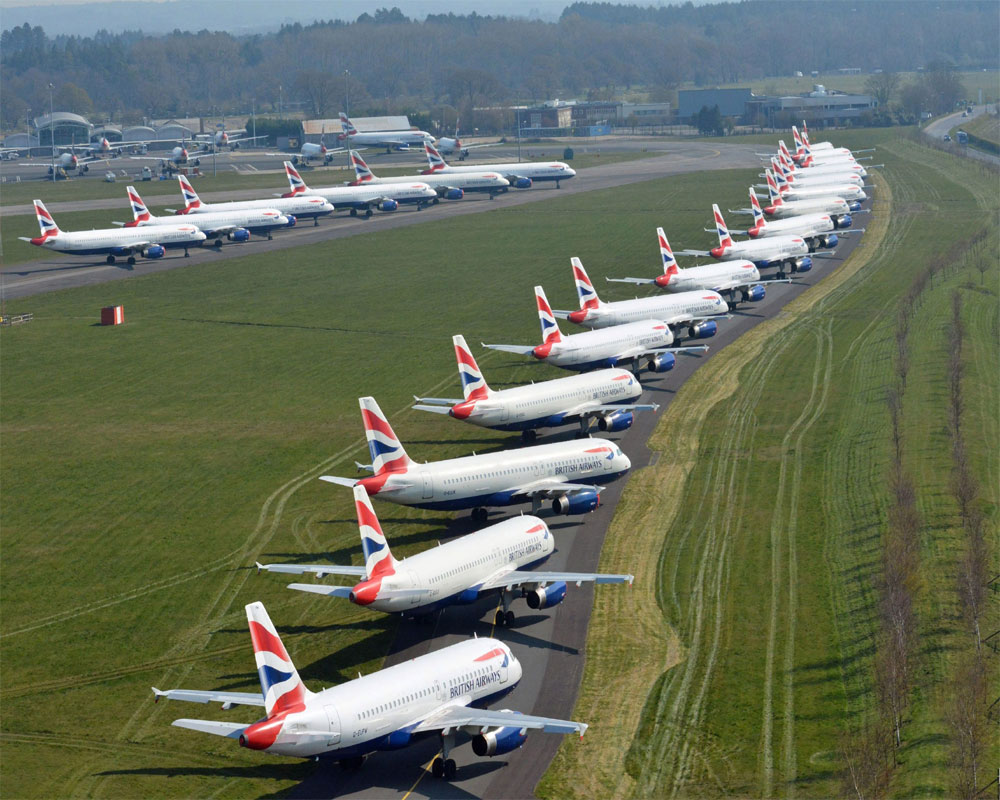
[656,227,680,285]
[571,258,601,310]
[534,286,563,346]
[349,150,374,183]
[283,161,309,196]
[360,396,413,475]
[423,142,447,173]
[125,185,151,226]
[748,187,767,233]
[765,170,783,205]
[246,601,309,718]
[354,486,398,581]
[339,112,359,139]
[453,335,491,401]
[792,126,804,153]
[712,204,733,248]
[32,200,60,239]
[177,175,202,213]
[771,166,790,193]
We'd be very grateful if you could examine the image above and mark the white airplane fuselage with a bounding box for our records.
[567,291,726,330]
[764,196,850,219]
[785,170,864,188]
[714,235,809,264]
[780,182,866,203]
[533,320,675,370]
[128,209,291,237]
[294,183,437,209]
[358,171,509,195]
[27,225,206,256]
[749,214,835,239]
[431,161,576,184]
[342,131,432,150]
[350,438,631,511]
[662,261,761,293]
[180,196,334,220]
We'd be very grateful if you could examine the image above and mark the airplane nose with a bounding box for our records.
[620,453,632,471]
[508,652,523,684]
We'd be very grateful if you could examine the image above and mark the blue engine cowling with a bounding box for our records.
[512,177,532,189]
[455,587,480,604]
[526,581,568,610]
[444,187,464,200]
[144,245,165,259]
[285,215,297,227]
[384,728,413,749]
[598,410,633,433]
[472,721,528,756]
[821,234,838,249]
[379,199,399,212]
[688,320,718,339]
[744,284,766,302]
[835,214,852,229]
[228,228,251,242]
[552,489,599,515]
[849,200,862,212]
[796,256,813,273]
[646,352,675,373]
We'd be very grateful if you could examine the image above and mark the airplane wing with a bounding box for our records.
[152,687,265,707]
[173,719,249,738]
[507,477,606,499]
[565,402,659,418]
[255,561,366,578]
[618,343,711,360]
[480,567,633,592]
[413,705,586,737]
[480,343,535,355]
[411,396,464,406]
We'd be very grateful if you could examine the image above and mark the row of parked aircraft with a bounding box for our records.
[149,122,874,782]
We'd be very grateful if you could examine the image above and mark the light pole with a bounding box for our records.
[48,82,55,181]
[516,107,522,163]
[279,85,283,118]
[252,98,256,147]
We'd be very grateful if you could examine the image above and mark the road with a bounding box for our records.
[921,104,999,166]
[1,141,758,301]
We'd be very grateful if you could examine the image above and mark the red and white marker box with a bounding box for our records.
[101,305,124,326]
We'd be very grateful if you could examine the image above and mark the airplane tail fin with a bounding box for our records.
[765,171,783,205]
[246,602,309,718]
[423,142,447,173]
[177,174,202,212]
[571,258,601,310]
[712,204,733,248]
[338,112,358,140]
[792,125,803,153]
[654,227,680,286]
[749,187,766,229]
[359,397,413,475]
[453,334,491,400]
[353,486,399,580]
[125,185,151,226]
[535,286,563,345]
[32,199,60,238]
[349,150,375,183]
[283,161,309,196]
[772,165,789,192]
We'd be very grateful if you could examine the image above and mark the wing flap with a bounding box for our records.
[481,569,634,591]
[414,706,586,737]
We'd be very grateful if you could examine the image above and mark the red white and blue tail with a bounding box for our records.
[453,334,490,401]
[749,187,767,230]
[246,602,308,718]
[359,396,412,475]
[125,185,151,226]
[534,286,563,345]
[354,486,398,580]
[712,204,733,248]
[571,258,601,310]
[349,150,375,183]
[772,165,790,193]
[177,174,202,212]
[32,199,60,238]
[283,161,309,196]
[656,226,680,283]
[765,170,783,206]
[423,142,447,173]
[339,112,359,139]
[780,139,798,166]
[792,126,804,154]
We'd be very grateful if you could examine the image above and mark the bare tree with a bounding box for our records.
[865,71,901,109]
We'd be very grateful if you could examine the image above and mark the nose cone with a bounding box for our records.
[619,451,632,471]
[507,651,523,685]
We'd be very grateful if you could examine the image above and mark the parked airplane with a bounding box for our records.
[757,178,858,221]
[556,257,729,331]
[321,396,631,520]
[281,161,436,216]
[339,112,434,152]
[607,227,788,304]
[434,121,499,158]
[777,143,867,180]
[412,335,656,439]
[19,199,206,265]
[771,155,864,189]
[679,205,813,276]
[793,125,874,164]
[153,601,587,780]
[484,285,701,374]
[258,485,633,625]
[781,138,867,175]
[267,126,342,165]
[348,150,509,199]
[767,168,867,204]
[129,142,203,170]
[422,143,576,188]
[195,127,266,152]
[115,186,290,245]
[171,175,334,226]
[737,188,851,250]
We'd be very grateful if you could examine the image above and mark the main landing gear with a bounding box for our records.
[494,589,516,627]
[470,507,488,523]
[432,731,458,779]
[127,256,136,265]
[106,255,116,265]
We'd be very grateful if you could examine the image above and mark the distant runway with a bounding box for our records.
[1,142,758,300]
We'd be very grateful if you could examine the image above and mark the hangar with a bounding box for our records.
[34,111,92,146]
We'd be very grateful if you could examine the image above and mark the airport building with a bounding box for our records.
[302,116,412,143]
[677,88,755,121]
[746,86,876,127]
[33,112,92,146]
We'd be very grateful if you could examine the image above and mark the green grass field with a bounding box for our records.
[539,132,999,798]
[1,163,746,798]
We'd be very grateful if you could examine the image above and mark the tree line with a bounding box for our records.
[2,1,997,133]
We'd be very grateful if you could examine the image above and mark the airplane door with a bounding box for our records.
[422,471,433,500]
[406,570,422,605]
[324,705,342,746]
[500,404,510,423]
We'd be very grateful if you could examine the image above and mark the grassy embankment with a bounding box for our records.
[539,131,998,798]
[0,163,748,799]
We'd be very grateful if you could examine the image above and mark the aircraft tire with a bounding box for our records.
[127,256,136,265]
[504,610,515,627]
[444,759,457,780]
[106,255,116,265]
[495,610,505,627]
[432,757,444,778]
[350,209,358,217]
[521,429,537,443]
[364,209,373,219]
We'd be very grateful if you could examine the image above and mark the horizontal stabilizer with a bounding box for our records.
[287,583,354,598]
[481,343,535,355]
[256,561,366,577]
[319,475,358,488]
[411,396,462,406]
[412,404,453,415]
[172,719,248,738]
[153,687,264,707]
[676,249,710,257]
[605,276,654,285]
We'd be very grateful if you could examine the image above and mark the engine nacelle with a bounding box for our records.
[795,256,813,273]
[472,723,527,757]
[285,215,297,227]
[835,214,852,229]
[228,228,251,242]
[511,176,532,189]
[526,581,568,610]
[646,352,676,373]
[379,199,399,212]
[144,244,165,259]
[820,234,838,249]
[385,728,412,749]
[551,489,599,515]
[744,284,766,302]
[444,187,464,200]
[598,410,633,433]
[849,200,862,212]
[688,320,718,339]
[456,587,479,604]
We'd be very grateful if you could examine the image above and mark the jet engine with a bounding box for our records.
[525,581,568,610]
[443,187,464,200]
[143,244,165,259]
[379,199,399,212]
[228,228,251,242]
[598,410,634,432]
[285,215,297,227]
[795,256,813,273]
[820,234,838,249]
[743,285,766,302]
[646,352,675,373]
[510,176,532,189]
[552,489,599,515]
[688,320,718,339]
[849,200,862,212]
[835,214,852,229]
[472,722,528,757]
